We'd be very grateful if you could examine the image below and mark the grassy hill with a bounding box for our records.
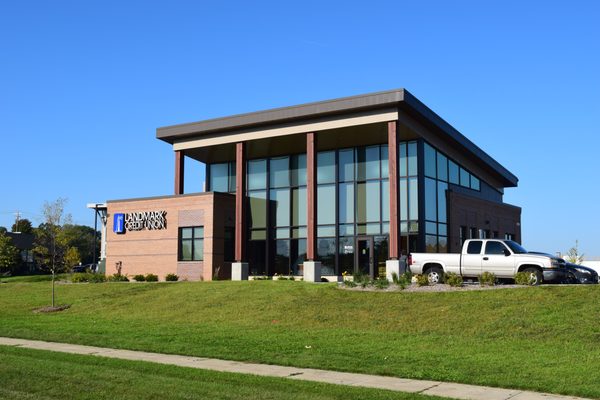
[1,279,599,398]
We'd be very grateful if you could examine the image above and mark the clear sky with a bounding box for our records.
[1,1,598,256]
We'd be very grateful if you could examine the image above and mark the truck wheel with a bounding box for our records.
[523,267,543,286]
[425,266,444,285]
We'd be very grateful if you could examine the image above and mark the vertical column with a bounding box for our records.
[387,121,399,259]
[174,150,184,195]
[386,121,403,281]
[306,132,317,260]
[304,132,321,282]
[234,142,246,262]
[232,142,249,280]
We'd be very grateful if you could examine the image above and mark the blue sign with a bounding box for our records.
[113,213,125,234]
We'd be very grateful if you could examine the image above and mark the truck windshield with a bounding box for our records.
[505,240,528,254]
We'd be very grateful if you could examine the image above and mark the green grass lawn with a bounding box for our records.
[1,280,599,398]
[0,345,438,400]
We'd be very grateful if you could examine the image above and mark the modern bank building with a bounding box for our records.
[92,89,521,282]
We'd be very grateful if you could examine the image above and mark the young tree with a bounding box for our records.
[565,240,584,265]
[34,198,72,307]
[0,231,19,274]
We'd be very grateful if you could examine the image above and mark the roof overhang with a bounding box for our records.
[156,89,518,188]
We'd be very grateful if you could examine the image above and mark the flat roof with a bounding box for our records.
[156,89,518,187]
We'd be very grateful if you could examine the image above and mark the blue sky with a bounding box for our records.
[1,1,598,256]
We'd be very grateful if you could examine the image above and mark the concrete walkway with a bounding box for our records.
[0,337,590,400]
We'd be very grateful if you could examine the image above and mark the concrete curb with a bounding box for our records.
[0,337,590,400]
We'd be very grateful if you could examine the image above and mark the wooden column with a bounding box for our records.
[306,132,317,261]
[174,150,184,195]
[387,121,400,259]
[234,142,246,262]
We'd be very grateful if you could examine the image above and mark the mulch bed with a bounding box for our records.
[32,304,71,313]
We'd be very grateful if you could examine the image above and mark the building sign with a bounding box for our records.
[113,211,167,234]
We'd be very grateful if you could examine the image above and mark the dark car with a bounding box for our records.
[564,263,599,284]
[71,264,97,273]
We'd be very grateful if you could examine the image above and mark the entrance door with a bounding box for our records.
[356,237,374,278]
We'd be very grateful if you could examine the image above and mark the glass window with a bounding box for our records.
[356,146,380,180]
[210,163,229,192]
[338,149,354,182]
[425,178,437,221]
[270,157,289,188]
[338,237,354,275]
[291,187,306,226]
[467,241,483,254]
[485,241,508,255]
[248,159,267,190]
[317,226,336,237]
[408,177,418,220]
[291,154,306,187]
[339,224,354,236]
[399,142,407,177]
[248,240,266,275]
[317,238,336,275]
[224,227,235,261]
[250,229,266,240]
[400,178,408,220]
[338,182,354,223]
[460,167,470,188]
[274,240,291,275]
[356,181,380,223]
[437,181,448,223]
[317,151,335,184]
[424,142,436,178]
[317,184,335,225]
[448,160,459,185]
[270,188,290,227]
[381,179,389,222]
[437,152,448,182]
[290,239,306,275]
[471,176,480,191]
[425,235,437,253]
[248,191,267,228]
[438,237,448,253]
[426,221,437,234]
[179,226,204,261]
[291,227,307,238]
[407,142,418,176]
[380,145,389,178]
[438,223,447,236]
[228,162,236,192]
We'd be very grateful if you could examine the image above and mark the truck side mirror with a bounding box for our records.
[504,248,511,257]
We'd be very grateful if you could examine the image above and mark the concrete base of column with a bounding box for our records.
[303,261,322,283]
[386,259,407,281]
[231,262,249,281]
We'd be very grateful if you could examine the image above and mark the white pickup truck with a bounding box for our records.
[409,239,568,285]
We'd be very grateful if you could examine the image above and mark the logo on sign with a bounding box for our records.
[114,213,125,234]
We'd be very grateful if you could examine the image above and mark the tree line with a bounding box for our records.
[0,198,99,276]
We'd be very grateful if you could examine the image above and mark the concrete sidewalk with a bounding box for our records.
[0,337,589,400]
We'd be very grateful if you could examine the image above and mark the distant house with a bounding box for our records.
[5,232,36,274]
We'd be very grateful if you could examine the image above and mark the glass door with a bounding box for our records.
[356,237,374,278]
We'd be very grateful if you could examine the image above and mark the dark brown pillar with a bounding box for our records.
[174,150,184,195]
[387,121,399,259]
[234,142,246,262]
[306,132,317,261]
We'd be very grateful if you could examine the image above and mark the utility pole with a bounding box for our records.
[14,211,21,233]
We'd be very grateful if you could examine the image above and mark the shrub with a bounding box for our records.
[145,274,159,282]
[133,274,145,282]
[165,273,179,282]
[71,273,92,283]
[479,271,496,286]
[415,274,430,287]
[397,272,412,289]
[353,271,369,285]
[344,279,357,288]
[108,273,129,282]
[515,271,535,286]
[89,273,107,283]
[445,272,463,287]
[373,278,390,290]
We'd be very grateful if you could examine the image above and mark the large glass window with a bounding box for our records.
[270,188,290,227]
[270,157,290,188]
[291,154,306,186]
[210,163,229,192]
[338,149,354,182]
[291,187,306,226]
[317,151,335,184]
[248,191,267,229]
[356,181,380,223]
[179,227,203,261]
[248,159,267,190]
[356,145,380,180]
[338,183,354,223]
[317,184,336,225]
